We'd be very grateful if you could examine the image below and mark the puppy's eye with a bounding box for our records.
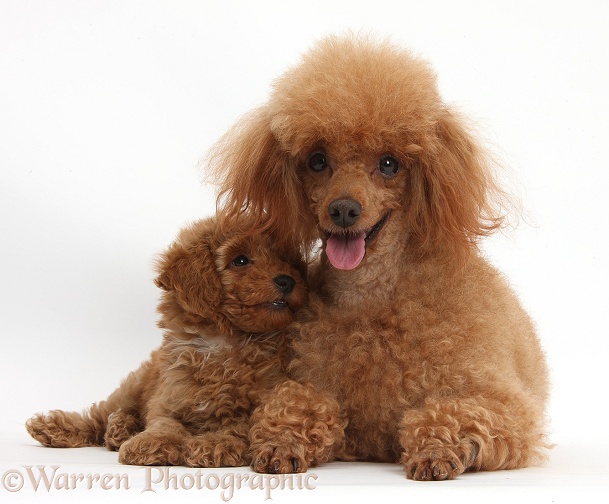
[378,155,399,177]
[307,151,328,173]
[231,255,250,267]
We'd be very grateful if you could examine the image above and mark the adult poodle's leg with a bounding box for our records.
[399,395,549,481]
[183,425,250,468]
[118,417,187,466]
[250,380,346,473]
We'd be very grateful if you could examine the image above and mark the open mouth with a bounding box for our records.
[364,212,390,245]
[325,212,390,271]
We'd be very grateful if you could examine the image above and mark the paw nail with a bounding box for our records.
[432,466,439,477]
[450,461,457,470]
[272,461,280,473]
[292,458,299,472]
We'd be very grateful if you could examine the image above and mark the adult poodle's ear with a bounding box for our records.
[410,110,504,262]
[209,107,317,253]
[154,236,224,321]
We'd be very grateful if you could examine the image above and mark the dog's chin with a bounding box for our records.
[324,212,390,271]
[231,303,296,334]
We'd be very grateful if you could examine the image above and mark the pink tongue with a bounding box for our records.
[326,232,366,270]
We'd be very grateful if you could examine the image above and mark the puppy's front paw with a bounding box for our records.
[251,445,307,474]
[118,432,183,466]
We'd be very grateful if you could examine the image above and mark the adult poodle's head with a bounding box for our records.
[212,35,505,267]
[155,216,307,335]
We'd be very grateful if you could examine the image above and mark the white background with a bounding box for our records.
[1,0,608,501]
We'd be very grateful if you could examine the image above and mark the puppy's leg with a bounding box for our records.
[399,395,549,481]
[118,417,187,466]
[26,359,151,448]
[250,380,346,474]
[26,405,110,448]
[183,425,250,468]
[105,408,143,451]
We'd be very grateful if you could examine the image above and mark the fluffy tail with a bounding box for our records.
[26,359,153,449]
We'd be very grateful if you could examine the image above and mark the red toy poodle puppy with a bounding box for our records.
[26,216,308,467]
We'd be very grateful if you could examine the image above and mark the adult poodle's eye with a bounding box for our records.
[378,155,400,177]
[307,151,328,173]
[231,255,250,267]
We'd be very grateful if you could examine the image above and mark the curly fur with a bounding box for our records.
[250,380,348,473]
[26,216,308,467]
[211,35,550,480]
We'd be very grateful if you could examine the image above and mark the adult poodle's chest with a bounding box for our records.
[292,310,429,402]
[291,302,457,460]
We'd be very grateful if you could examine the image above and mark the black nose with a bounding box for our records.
[328,198,362,228]
[274,275,296,295]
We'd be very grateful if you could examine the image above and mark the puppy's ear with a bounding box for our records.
[411,110,504,262]
[209,107,317,253]
[155,236,223,320]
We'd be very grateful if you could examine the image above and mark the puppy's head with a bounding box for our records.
[213,35,505,267]
[155,217,307,334]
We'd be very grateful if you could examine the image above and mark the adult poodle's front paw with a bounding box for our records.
[402,453,464,481]
[183,433,249,468]
[251,445,307,474]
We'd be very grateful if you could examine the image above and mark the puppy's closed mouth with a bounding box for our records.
[246,300,291,311]
[325,212,390,271]
[269,300,289,309]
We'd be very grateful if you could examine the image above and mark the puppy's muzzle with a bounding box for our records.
[273,275,296,295]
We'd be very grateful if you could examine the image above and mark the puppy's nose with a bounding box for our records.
[274,275,296,295]
[329,199,362,228]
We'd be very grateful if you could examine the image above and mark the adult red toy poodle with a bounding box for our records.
[212,35,550,480]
